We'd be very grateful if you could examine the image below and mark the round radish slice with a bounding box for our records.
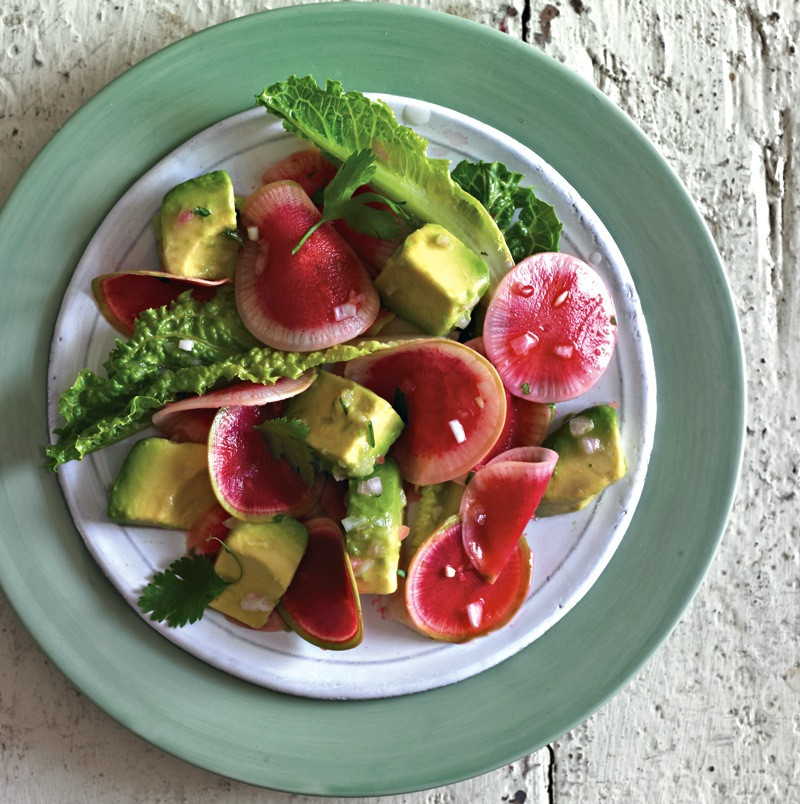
[460,446,558,583]
[260,148,337,197]
[278,518,363,650]
[483,253,617,402]
[151,374,316,430]
[344,339,506,486]
[92,270,228,336]
[235,180,380,351]
[404,516,532,642]
[208,405,318,521]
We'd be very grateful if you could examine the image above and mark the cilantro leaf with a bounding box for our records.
[137,553,233,628]
[292,148,405,253]
[256,416,316,486]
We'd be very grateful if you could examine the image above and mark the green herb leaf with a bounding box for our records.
[256,416,316,486]
[137,553,233,628]
[451,160,562,262]
[292,149,404,253]
[193,206,211,217]
[366,420,375,448]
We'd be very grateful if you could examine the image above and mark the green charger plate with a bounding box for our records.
[0,4,744,795]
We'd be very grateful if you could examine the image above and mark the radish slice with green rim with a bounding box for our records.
[404,516,532,642]
[483,252,617,402]
[344,338,506,485]
[151,374,316,430]
[235,180,380,351]
[278,517,363,650]
[460,446,558,582]
[208,404,319,522]
[91,270,229,336]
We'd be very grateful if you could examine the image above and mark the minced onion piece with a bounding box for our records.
[466,600,484,628]
[357,477,383,497]
[581,436,602,454]
[247,225,260,241]
[448,418,467,444]
[553,343,575,359]
[454,312,471,330]
[474,396,485,409]
[553,290,570,307]
[350,557,374,578]
[442,564,456,578]
[333,302,358,321]
[177,338,195,351]
[341,515,368,533]
[240,592,274,612]
[510,330,539,355]
[569,415,595,436]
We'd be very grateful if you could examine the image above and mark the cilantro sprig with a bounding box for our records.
[137,550,237,628]
[292,149,407,253]
[257,416,317,486]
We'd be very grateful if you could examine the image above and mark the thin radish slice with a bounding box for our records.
[92,270,229,336]
[208,405,319,521]
[483,252,617,402]
[344,338,506,485]
[235,180,380,351]
[464,337,553,473]
[404,516,532,642]
[260,148,337,197]
[151,373,316,430]
[460,446,558,582]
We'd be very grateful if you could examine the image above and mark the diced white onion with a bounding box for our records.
[454,312,471,330]
[466,600,484,628]
[178,338,195,351]
[240,592,274,612]
[553,290,570,307]
[569,415,595,437]
[222,517,238,529]
[247,225,260,241]
[333,302,358,321]
[581,436,602,454]
[341,515,368,533]
[474,396,485,409]
[443,564,456,578]
[357,477,383,497]
[350,557,374,578]
[510,331,539,355]
[553,343,575,359]
[448,418,467,444]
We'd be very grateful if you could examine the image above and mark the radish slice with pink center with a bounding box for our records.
[464,337,553,473]
[404,516,532,642]
[235,180,380,351]
[208,404,319,521]
[460,446,558,582]
[260,148,337,197]
[151,373,316,430]
[344,338,506,485]
[483,252,617,402]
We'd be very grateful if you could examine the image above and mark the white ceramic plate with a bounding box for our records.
[47,95,656,700]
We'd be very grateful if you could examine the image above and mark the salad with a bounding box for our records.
[46,76,626,650]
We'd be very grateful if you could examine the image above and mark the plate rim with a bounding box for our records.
[0,3,745,795]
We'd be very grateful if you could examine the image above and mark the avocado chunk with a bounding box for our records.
[284,370,404,479]
[344,458,406,594]
[209,519,308,628]
[157,170,239,279]
[107,438,218,530]
[537,405,627,517]
[407,481,464,556]
[374,223,490,336]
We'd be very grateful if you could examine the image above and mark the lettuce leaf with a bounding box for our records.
[451,160,562,262]
[255,75,514,290]
[45,288,405,470]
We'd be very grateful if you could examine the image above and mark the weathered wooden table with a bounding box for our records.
[1,1,796,800]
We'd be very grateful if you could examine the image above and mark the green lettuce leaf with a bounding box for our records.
[45,288,406,470]
[255,75,514,289]
[451,160,562,262]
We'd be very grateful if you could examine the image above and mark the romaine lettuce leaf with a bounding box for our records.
[255,75,514,289]
[45,288,406,469]
[451,160,562,262]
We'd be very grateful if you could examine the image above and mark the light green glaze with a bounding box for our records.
[0,4,744,797]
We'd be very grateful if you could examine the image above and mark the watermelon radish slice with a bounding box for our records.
[151,374,316,431]
[344,339,507,485]
[261,148,338,197]
[208,404,318,521]
[185,502,230,557]
[235,180,379,351]
[464,337,553,473]
[404,516,532,642]
[278,517,363,650]
[92,270,228,336]
[156,408,217,444]
[460,446,558,582]
[483,253,617,402]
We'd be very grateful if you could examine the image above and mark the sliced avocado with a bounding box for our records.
[344,458,406,594]
[407,481,464,555]
[537,405,627,517]
[209,519,308,628]
[107,438,217,530]
[374,223,490,336]
[284,370,404,479]
[158,170,240,279]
